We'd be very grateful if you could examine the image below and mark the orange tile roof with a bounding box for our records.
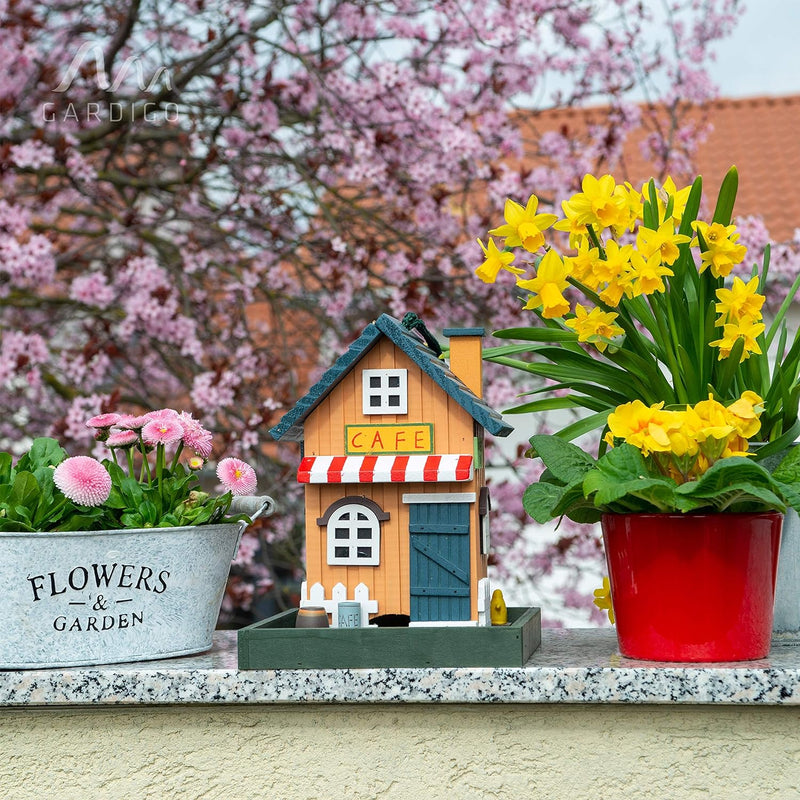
[523,94,800,242]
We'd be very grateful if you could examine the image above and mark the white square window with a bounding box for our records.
[362,368,407,415]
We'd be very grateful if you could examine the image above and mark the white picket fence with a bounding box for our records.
[300,576,493,627]
[299,581,377,628]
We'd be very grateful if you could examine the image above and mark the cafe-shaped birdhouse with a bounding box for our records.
[270,313,513,626]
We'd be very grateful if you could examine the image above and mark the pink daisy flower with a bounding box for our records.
[86,413,121,429]
[141,418,184,447]
[53,456,112,507]
[145,408,180,423]
[116,414,149,430]
[216,457,257,496]
[178,412,213,458]
[106,430,139,448]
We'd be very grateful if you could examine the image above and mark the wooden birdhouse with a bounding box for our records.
[269,313,513,626]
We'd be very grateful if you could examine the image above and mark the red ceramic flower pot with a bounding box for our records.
[602,512,783,662]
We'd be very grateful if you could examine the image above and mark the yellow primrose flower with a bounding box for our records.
[489,194,558,253]
[564,304,624,352]
[726,390,764,439]
[709,318,765,362]
[692,220,748,278]
[563,173,629,231]
[684,395,736,443]
[593,577,615,625]
[475,237,524,284]
[715,276,765,325]
[517,249,571,319]
[627,250,674,297]
[607,400,683,455]
[635,220,691,266]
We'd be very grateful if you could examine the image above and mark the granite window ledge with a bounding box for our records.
[3,628,800,707]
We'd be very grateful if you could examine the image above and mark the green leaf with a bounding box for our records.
[528,434,596,483]
[522,482,564,524]
[10,471,40,512]
[0,452,12,485]
[583,444,677,510]
[555,410,612,442]
[711,165,739,225]
[773,445,800,484]
[490,327,579,343]
[676,457,774,498]
[505,396,606,415]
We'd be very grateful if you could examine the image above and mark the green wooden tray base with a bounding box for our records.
[237,606,541,669]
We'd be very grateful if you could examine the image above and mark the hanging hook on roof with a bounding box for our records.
[400,312,443,357]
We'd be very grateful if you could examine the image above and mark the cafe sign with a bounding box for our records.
[345,423,433,455]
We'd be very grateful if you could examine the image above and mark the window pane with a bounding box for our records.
[335,547,350,558]
[369,395,381,407]
[388,376,400,387]
[388,395,400,407]
[334,528,349,539]
[369,376,381,388]
[357,513,368,520]
[357,547,372,558]
[357,528,371,539]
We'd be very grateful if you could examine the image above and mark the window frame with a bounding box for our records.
[361,368,408,415]
[319,498,389,567]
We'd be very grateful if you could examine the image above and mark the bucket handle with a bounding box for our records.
[229,495,276,532]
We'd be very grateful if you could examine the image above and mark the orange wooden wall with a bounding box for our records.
[302,338,487,619]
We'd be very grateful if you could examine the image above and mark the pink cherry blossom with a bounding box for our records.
[53,456,112,507]
[216,457,257,496]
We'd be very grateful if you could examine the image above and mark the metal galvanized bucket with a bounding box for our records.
[0,495,274,669]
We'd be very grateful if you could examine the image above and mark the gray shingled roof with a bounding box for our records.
[269,314,513,442]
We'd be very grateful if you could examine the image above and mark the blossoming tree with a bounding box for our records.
[0,0,750,623]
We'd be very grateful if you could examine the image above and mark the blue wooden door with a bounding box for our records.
[409,503,471,622]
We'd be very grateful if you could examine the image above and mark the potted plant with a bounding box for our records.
[0,409,273,668]
[476,167,800,661]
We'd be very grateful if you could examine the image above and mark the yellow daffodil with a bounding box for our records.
[692,220,748,278]
[709,318,765,362]
[593,577,615,625]
[563,173,629,231]
[627,251,674,297]
[715,276,765,325]
[564,304,624,351]
[616,181,644,232]
[659,176,692,227]
[636,220,691,266]
[489,194,558,253]
[564,241,601,288]
[475,237,524,284]
[553,201,588,249]
[517,249,571,318]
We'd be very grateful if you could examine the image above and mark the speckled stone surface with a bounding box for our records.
[3,629,800,706]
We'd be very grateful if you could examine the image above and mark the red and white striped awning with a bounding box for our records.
[297,454,474,484]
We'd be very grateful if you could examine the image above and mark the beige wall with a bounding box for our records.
[3,704,799,799]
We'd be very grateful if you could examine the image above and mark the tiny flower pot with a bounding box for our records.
[0,496,274,669]
[602,512,783,662]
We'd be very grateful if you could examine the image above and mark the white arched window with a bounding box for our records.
[320,499,387,566]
